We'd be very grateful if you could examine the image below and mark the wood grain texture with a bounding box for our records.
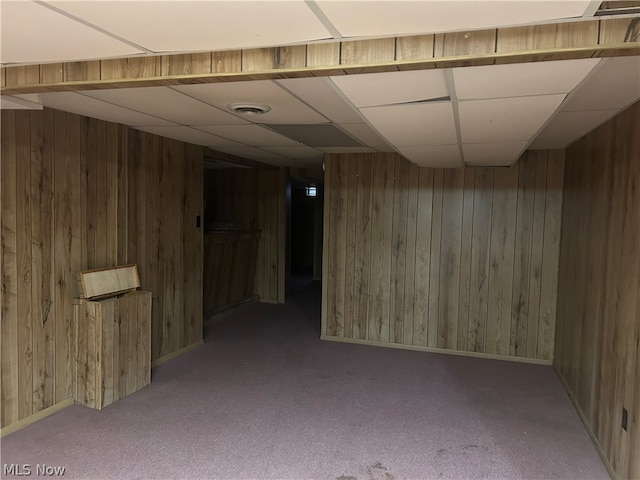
[1,111,19,428]
[203,167,286,305]
[322,153,564,361]
[73,292,151,410]
[1,108,204,430]
[3,18,638,94]
[555,101,640,480]
[162,53,211,76]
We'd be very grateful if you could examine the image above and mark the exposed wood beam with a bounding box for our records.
[1,17,639,95]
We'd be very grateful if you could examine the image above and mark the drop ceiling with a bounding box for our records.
[1,1,639,167]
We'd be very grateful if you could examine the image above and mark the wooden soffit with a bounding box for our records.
[1,17,639,95]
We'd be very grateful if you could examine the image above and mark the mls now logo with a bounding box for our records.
[3,464,66,476]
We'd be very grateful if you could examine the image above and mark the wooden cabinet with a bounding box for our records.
[73,266,151,410]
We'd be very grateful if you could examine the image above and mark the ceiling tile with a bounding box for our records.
[318,147,379,153]
[46,1,331,53]
[195,125,300,147]
[1,96,43,110]
[211,146,297,167]
[1,1,142,64]
[135,126,244,148]
[529,109,620,149]
[339,123,393,148]
[398,145,462,168]
[361,102,457,146]
[561,56,640,111]
[174,81,328,124]
[266,124,362,147]
[82,87,247,125]
[458,95,565,144]
[464,142,528,166]
[331,70,448,107]
[453,59,600,100]
[262,146,325,162]
[39,92,175,126]
[315,1,591,37]
[277,78,364,124]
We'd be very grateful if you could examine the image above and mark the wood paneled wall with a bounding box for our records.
[204,167,287,304]
[1,108,203,431]
[321,151,564,362]
[555,101,640,479]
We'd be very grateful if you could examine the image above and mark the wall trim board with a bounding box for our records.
[204,295,259,325]
[259,298,279,305]
[320,335,553,366]
[555,367,617,480]
[151,340,204,368]
[0,399,73,438]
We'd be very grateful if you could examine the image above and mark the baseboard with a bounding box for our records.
[259,298,279,305]
[320,335,553,366]
[152,340,204,368]
[554,367,617,480]
[1,398,73,438]
[204,295,258,325]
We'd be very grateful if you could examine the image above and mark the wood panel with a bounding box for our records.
[322,152,564,362]
[555,101,640,480]
[203,167,287,304]
[0,108,204,432]
[5,17,636,95]
[203,232,259,314]
[74,291,151,410]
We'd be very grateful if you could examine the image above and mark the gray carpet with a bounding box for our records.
[1,280,608,480]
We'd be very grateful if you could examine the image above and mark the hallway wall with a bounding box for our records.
[1,108,203,431]
[321,150,564,362]
[555,101,640,479]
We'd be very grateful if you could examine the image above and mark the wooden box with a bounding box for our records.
[73,265,151,410]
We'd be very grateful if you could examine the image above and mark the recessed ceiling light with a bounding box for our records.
[227,103,271,115]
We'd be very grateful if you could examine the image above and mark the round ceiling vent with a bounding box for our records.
[227,103,271,115]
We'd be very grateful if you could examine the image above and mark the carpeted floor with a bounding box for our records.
[1,279,608,480]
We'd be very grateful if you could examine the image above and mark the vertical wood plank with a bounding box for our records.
[390,156,409,343]
[486,165,519,355]
[101,300,115,408]
[63,61,101,82]
[1,111,19,428]
[183,144,203,346]
[468,168,494,352]
[242,48,277,71]
[30,109,55,413]
[353,155,373,340]
[427,169,444,347]
[344,155,358,338]
[457,169,475,351]
[39,64,63,84]
[276,46,307,69]
[212,51,242,73]
[413,168,433,347]
[341,38,396,65]
[15,111,33,420]
[396,35,435,61]
[307,43,341,68]
[438,168,464,349]
[321,156,332,336]
[368,154,394,343]
[162,53,212,75]
[403,163,420,345]
[511,154,537,357]
[538,151,564,361]
[527,155,549,358]
[328,156,347,337]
